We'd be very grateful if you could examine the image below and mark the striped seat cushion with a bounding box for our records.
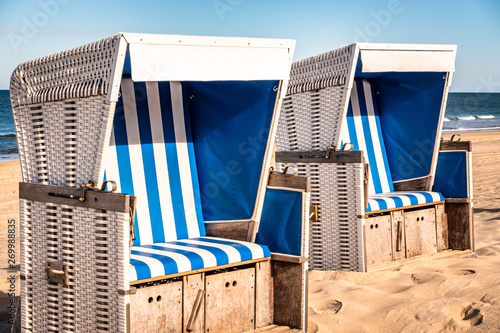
[129,237,271,281]
[367,191,445,212]
[105,79,205,246]
[340,79,393,194]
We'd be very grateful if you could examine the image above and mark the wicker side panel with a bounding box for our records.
[20,199,129,332]
[277,162,365,272]
[13,96,113,185]
[10,35,120,107]
[276,96,295,151]
[276,86,348,152]
[287,44,354,95]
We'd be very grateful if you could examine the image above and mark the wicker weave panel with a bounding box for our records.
[277,162,365,272]
[10,35,120,107]
[20,199,129,332]
[276,86,348,151]
[12,96,113,186]
[287,44,354,95]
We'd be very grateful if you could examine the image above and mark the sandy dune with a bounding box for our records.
[0,131,499,332]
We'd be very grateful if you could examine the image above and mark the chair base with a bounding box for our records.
[364,202,473,268]
[129,258,308,333]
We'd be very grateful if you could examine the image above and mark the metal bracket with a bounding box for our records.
[119,287,137,296]
[45,261,69,286]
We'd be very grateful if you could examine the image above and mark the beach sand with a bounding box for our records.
[0,131,498,332]
[309,131,500,332]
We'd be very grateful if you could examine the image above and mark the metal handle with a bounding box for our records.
[396,221,403,252]
[48,268,64,275]
[46,262,69,286]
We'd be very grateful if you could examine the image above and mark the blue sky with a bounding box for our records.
[0,0,499,91]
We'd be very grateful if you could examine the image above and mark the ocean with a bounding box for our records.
[0,90,499,159]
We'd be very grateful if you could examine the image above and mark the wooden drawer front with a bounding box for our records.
[405,207,437,257]
[205,268,255,333]
[365,214,392,265]
[130,281,183,333]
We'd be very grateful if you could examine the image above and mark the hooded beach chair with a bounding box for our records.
[10,33,310,332]
[276,43,473,272]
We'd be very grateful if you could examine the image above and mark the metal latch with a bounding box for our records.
[47,180,118,202]
[46,261,69,286]
[310,205,319,222]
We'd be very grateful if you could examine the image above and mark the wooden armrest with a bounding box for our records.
[19,182,131,213]
[268,173,310,192]
[275,150,363,164]
[445,198,471,204]
[440,141,472,152]
[271,253,308,264]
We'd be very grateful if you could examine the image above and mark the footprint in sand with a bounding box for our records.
[410,272,438,284]
[444,302,484,327]
[461,304,483,326]
[436,269,476,275]
[311,299,343,314]
[480,293,500,306]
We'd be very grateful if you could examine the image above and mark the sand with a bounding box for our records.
[0,131,499,332]
[309,131,500,332]
[0,160,21,333]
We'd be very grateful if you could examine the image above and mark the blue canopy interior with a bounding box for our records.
[257,188,303,256]
[187,81,279,221]
[354,58,447,183]
[433,151,468,198]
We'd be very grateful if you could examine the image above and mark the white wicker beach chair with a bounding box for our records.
[276,43,474,272]
[10,33,310,332]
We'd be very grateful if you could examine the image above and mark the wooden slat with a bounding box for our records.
[435,203,448,251]
[271,253,308,264]
[268,173,310,192]
[19,182,130,213]
[275,150,363,164]
[447,202,473,250]
[204,221,255,242]
[130,257,270,286]
[183,273,205,333]
[272,261,305,330]
[255,260,274,329]
[440,141,472,152]
[445,198,470,204]
[393,177,430,191]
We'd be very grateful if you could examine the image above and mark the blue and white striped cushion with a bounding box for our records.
[129,237,271,281]
[340,79,394,194]
[105,79,205,246]
[366,191,445,212]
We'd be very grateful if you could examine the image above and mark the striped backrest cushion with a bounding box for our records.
[340,79,394,194]
[105,79,205,245]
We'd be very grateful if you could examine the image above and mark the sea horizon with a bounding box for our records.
[1,90,500,160]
